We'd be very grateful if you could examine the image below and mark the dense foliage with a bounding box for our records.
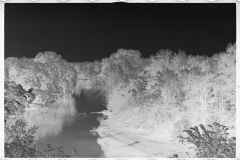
[4,81,35,122]
[5,119,79,158]
[4,82,79,158]
[97,44,236,139]
[4,43,235,158]
[178,122,236,158]
[4,53,79,157]
[5,51,77,108]
[5,119,39,157]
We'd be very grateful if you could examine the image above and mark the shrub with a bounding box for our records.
[178,122,236,158]
[40,144,79,158]
[5,119,79,158]
[5,119,39,157]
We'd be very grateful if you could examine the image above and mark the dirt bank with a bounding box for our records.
[96,111,196,158]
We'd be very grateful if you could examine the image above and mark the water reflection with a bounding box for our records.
[23,87,106,157]
[24,97,77,140]
[74,89,106,114]
[75,81,91,95]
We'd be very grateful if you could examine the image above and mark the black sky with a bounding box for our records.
[5,3,236,62]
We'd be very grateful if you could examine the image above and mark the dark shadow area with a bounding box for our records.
[73,89,106,114]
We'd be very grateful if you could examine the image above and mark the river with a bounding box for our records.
[23,87,106,157]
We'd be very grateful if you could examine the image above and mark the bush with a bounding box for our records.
[178,122,236,158]
[40,144,79,158]
[5,119,39,157]
[5,119,79,158]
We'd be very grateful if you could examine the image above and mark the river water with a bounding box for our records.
[23,87,106,157]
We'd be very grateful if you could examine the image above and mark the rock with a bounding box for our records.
[22,92,35,104]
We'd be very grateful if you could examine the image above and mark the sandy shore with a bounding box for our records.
[96,112,196,158]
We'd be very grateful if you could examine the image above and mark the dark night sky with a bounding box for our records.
[5,3,236,62]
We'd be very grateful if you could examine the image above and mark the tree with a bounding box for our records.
[5,51,78,108]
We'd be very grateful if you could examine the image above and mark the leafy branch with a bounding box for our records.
[178,122,236,158]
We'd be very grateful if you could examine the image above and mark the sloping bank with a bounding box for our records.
[95,111,196,158]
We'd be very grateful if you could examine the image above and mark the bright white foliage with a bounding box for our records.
[5,51,77,106]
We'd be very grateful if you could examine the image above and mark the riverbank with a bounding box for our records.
[96,111,196,158]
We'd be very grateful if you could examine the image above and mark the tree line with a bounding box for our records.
[96,44,236,139]
[5,43,236,139]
